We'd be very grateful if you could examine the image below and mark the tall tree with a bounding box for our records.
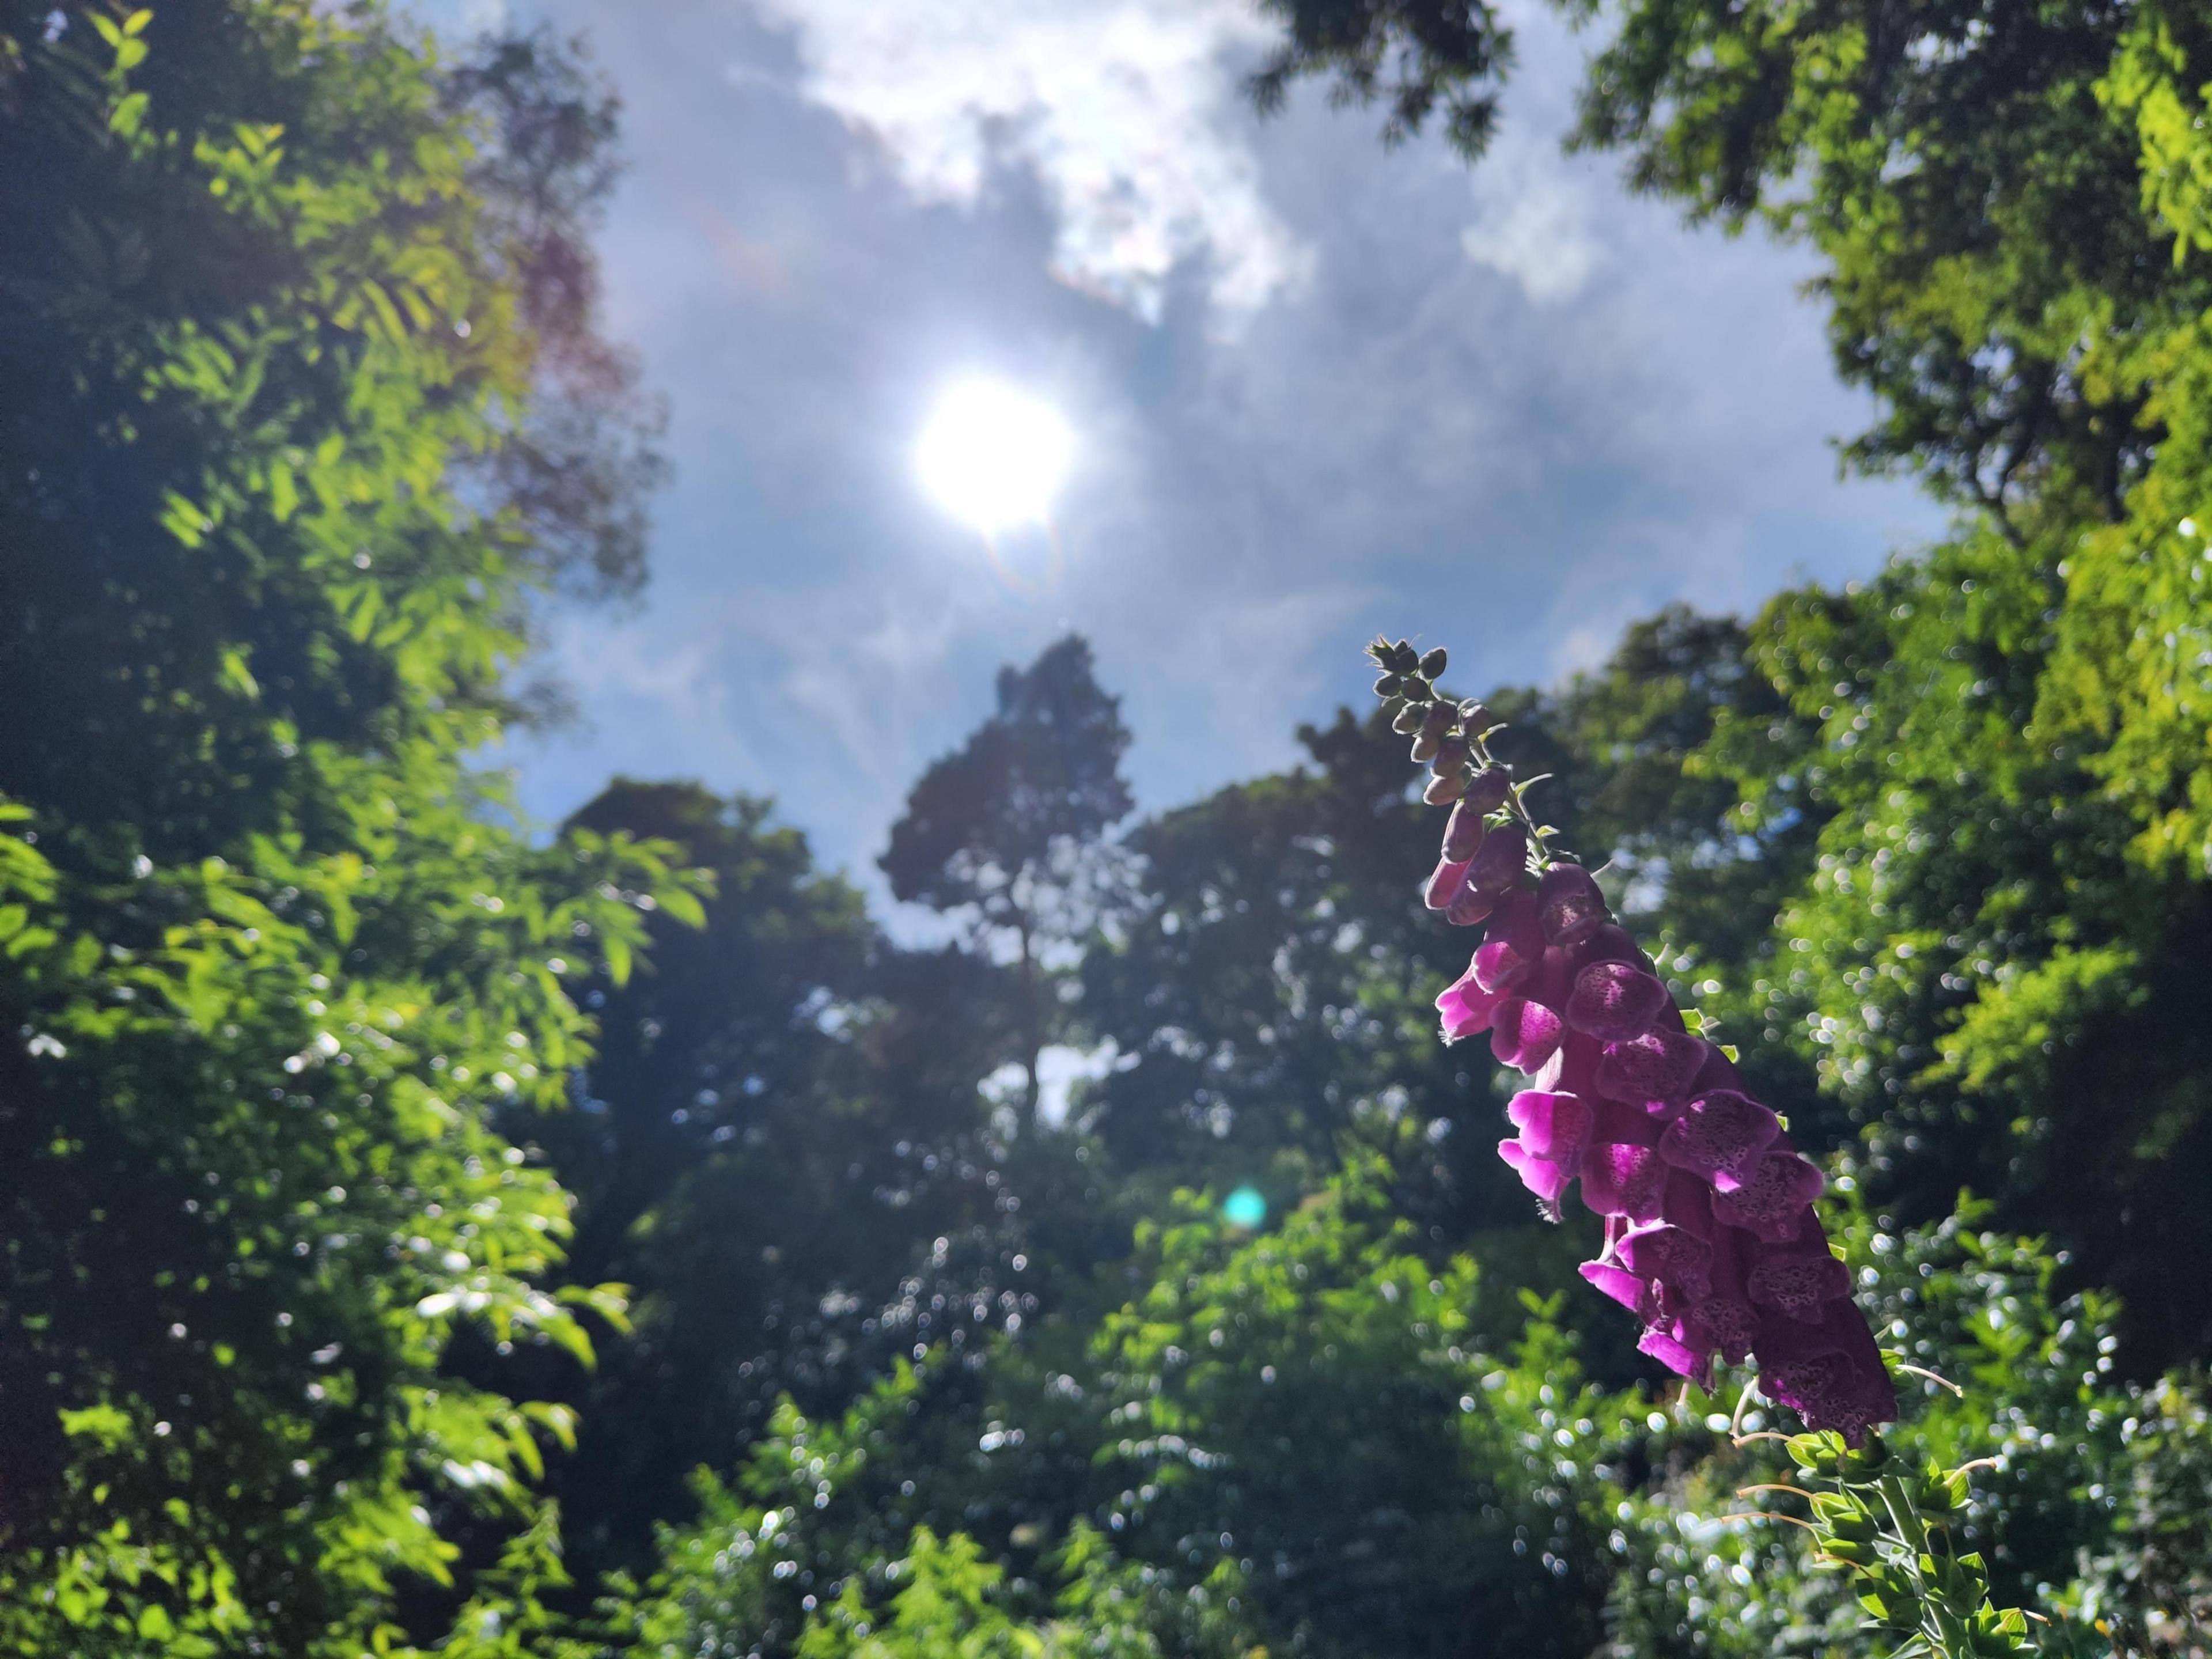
[0,3,673,1650]
[881,637,1134,1126]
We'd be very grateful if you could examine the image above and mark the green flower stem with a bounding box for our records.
[1774,1430,2039,1659]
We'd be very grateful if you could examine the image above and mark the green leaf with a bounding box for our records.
[653,882,706,930]
[267,460,297,523]
[109,91,150,137]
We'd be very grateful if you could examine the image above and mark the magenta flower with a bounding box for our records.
[1488,997,1564,1071]
[1436,970,1503,1044]
[1442,798,1488,862]
[1499,1089,1590,1205]
[1472,889,1546,992]
[1407,736,1892,1441]
[1595,1028,1706,1104]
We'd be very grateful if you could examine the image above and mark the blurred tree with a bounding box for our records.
[442,25,667,603]
[601,1393,1263,1659]
[551,782,873,1279]
[513,779,1115,1593]
[882,636,1134,1127]
[599,1162,1643,1659]
[512,783,1009,1587]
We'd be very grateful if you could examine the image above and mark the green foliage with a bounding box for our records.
[1674,542,2212,1361]
[1782,1431,2037,1659]
[1062,1166,1639,1659]
[0,2,677,1651]
[599,1388,1263,1659]
[10,0,2212,1654]
[601,1162,1648,1659]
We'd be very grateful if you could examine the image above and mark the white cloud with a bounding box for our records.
[1453,0,1608,304]
[1460,166,1605,304]
[745,0,1307,324]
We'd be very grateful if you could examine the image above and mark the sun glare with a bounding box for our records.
[915,378,1074,537]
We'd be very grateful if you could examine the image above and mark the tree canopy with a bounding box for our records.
[0,3,673,1649]
[7,1,2212,1657]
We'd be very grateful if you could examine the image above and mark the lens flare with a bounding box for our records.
[1222,1186,1267,1230]
[915,378,1074,538]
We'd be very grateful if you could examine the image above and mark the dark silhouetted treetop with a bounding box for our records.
[1247,0,1514,161]
[882,635,1134,926]
[882,635,1134,1125]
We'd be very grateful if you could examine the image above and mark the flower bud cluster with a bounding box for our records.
[1372,638,1515,817]
[1369,638,1895,1444]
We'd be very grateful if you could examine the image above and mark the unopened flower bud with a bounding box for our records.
[1457,700,1494,729]
[1465,824,1528,893]
[1433,736,1469,772]
[1374,672,1403,698]
[1424,857,1471,911]
[1411,732,1442,763]
[1419,646,1448,679]
[1391,638,1416,671]
[1441,798,1487,862]
[1462,766,1512,813]
[1445,884,1497,926]
[1423,768,1465,805]
[1391,703,1425,734]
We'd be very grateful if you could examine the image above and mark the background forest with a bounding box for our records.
[5,1,2212,1655]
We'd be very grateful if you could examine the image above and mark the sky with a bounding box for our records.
[429,0,1946,903]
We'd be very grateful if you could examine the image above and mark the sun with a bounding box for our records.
[915,378,1075,537]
